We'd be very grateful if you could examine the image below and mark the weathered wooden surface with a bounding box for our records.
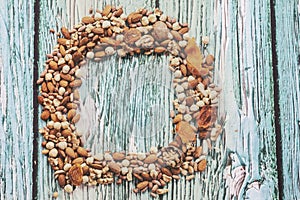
[275,1,300,199]
[0,0,34,199]
[1,0,299,199]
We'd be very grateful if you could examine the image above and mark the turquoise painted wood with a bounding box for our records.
[0,0,298,199]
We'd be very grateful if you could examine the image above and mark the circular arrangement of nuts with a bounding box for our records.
[37,5,223,197]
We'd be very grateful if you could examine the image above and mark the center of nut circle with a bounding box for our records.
[37,5,222,197]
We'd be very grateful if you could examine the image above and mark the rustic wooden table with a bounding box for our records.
[0,0,299,199]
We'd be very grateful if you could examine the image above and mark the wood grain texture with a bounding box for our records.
[3,0,296,199]
[0,0,34,199]
[275,0,300,199]
[36,1,279,199]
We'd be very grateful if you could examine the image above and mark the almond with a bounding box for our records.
[60,73,72,81]
[59,80,68,87]
[59,45,66,56]
[61,27,70,39]
[197,159,207,172]
[178,27,189,34]
[66,103,78,109]
[171,30,182,41]
[194,146,202,158]
[73,89,80,100]
[57,38,68,46]
[41,82,48,92]
[141,172,151,181]
[171,168,181,175]
[180,64,187,76]
[82,16,95,24]
[79,37,89,46]
[112,152,125,161]
[47,82,55,93]
[72,114,80,124]
[188,79,199,89]
[128,13,143,23]
[161,167,172,176]
[72,157,84,165]
[69,79,82,88]
[77,146,88,157]
[37,95,44,104]
[92,28,104,35]
[72,51,82,63]
[49,61,58,70]
[154,47,166,53]
[136,181,148,190]
[68,164,83,186]
[102,5,112,16]
[58,174,66,188]
[94,51,106,58]
[61,129,72,137]
[144,154,157,164]
[67,109,76,120]
[60,96,70,106]
[65,147,76,159]
[108,162,121,174]
[41,110,50,121]
[114,8,123,17]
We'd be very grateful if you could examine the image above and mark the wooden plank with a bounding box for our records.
[0,0,35,199]
[37,0,279,199]
[275,0,300,199]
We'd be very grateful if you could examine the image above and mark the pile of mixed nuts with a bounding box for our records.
[37,5,222,197]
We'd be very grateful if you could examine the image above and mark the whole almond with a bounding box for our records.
[72,157,84,165]
[49,61,58,70]
[37,95,44,104]
[108,162,121,174]
[77,147,88,157]
[197,159,207,172]
[59,45,66,56]
[94,51,106,58]
[58,174,66,188]
[41,82,48,92]
[65,147,76,159]
[114,8,123,17]
[47,82,55,93]
[60,73,72,81]
[102,5,112,16]
[69,79,82,88]
[41,110,50,121]
[154,47,166,53]
[171,30,182,41]
[171,168,181,175]
[68,164,83,186]
[112,152,125,161]
[58,38,68,46]
[79,37,89,46]
[61,27,71,39]
[136,181,148,190]
[72,114,80,124]
[92,28,104,35]
[144,154,157,164]
[73,89,80,100]
[194,146,202,158]
[161,167,172,176]
[82,16,95,24]
[59,80,68,88]
[141,172,151,181]
[66,103,78,109]
[178,27,189,34]
[67,109,76,120]
[180,64,187,76]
